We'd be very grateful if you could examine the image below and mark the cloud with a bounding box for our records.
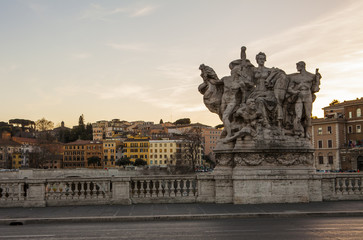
[79,3,156,21]
[79,4,126,22]
[131,6,156,17]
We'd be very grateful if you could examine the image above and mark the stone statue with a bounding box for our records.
[287,61,322,138]
[199,46,321,150]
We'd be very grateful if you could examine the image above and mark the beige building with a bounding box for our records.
[149,139,182,166]
[312,98,363,171]
[201,128,222,156]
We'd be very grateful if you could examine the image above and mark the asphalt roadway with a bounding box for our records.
[1,201,363,225]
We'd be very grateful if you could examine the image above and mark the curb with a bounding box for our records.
[2,211,363,225]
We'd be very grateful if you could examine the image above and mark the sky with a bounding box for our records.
[1,0,363,128]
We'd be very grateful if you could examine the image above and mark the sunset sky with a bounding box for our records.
[1,0,362,127]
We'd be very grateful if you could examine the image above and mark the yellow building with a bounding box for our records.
[123,137,149,162]
[103,139,123,168]
[149,139,182,166]
[11,152,22,169]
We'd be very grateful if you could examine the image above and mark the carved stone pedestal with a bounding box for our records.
[214,149,323,204]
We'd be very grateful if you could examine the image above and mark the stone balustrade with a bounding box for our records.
[130,176,198,203]
[0,180,26,207]
[0,173,363,207]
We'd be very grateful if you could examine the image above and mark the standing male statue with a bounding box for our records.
[288,61,321,138]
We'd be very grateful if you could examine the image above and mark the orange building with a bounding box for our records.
[63,140,103,168]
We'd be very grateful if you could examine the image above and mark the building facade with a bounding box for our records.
[123,137,149,163]
[63,140,103,168]
[312,98,363,171]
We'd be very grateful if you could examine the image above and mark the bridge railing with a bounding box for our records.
[1,173,363,207]
[130,176,198,203]
[0,180,26,207]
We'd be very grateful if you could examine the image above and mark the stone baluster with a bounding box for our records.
[176,180,181,197]
[166,180,171,197]
[56,182,62,199]
[60,183,66,200]
[335,178,341,194]
[156,180,161,197]
[77,182,84,199]
[342,178,348,195]
[100,182,106,199]
[354,178,360,194]
[85,181,91,199]
[193,179,198,196]
[347,178,354,194]
[180,180,185,197]
[145,180,150,198]
[150,180,156,198]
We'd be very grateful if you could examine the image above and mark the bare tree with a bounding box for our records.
[36,118,54,131]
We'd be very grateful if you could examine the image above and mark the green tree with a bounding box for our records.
[87,156,101,168]
[116,157,132,166]
[134,158,147,166]
[174,118,191,125]
[159,119,164,124]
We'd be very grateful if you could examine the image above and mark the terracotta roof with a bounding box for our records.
[65,140,102,145]
[0,139,22,146]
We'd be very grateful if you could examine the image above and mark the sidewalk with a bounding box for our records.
[1,201,363,225]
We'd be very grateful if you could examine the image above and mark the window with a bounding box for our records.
[349,111,352,118]
[328,140,333,148]
[318,140,323,148]
[357,125,361,133]
[328,155,333,164]
[327,126,332,134]
[357,108,361,117]
[150,160,153,164]
[318,127,322,135]
[348,126,353,134]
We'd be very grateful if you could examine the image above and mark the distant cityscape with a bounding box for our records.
[1,98,363,172]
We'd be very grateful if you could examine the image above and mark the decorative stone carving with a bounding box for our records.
[215,153,234,167]
[233,152,314,167]
[199,46,321,151]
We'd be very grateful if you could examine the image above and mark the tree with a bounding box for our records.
[174,128,203,173]
[87,156,101,168]
[78,114,85,129]
[134,158,147,166]
[36,118,54,131]
[159,119,164,124]
[116,157,132,166]
[174,118,191,125]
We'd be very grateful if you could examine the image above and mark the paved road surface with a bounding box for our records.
[1,216,363,240]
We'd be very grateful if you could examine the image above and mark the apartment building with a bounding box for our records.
[63,140,103,168]
[312,98,363,171]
